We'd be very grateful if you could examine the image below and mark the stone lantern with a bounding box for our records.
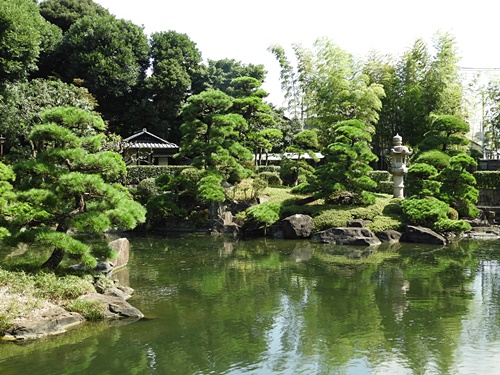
[389,134,412,199]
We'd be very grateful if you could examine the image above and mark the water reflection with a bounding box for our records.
[1,237,500,374]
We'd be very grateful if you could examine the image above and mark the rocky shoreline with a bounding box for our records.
[1,238,144,341]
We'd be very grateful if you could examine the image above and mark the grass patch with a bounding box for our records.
[65,299,106,321]
[0,267,96,335]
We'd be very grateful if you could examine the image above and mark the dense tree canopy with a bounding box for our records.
[0,78,97,159]
[0,0,60,83]
[4,107,146,269]
[39,0,110,32]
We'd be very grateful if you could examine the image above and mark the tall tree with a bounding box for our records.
[178,89,253,183]
[0,0,59,83]
[0,78,97,160]
[271,38,384,146]
[203,58,266,94]
[369,33,465,151]
[312,119,378,205]
[39,0,110,32]
[268,43,312,124]
[58,15,149,132]
[7,107,146,269]
[144,31,202,142]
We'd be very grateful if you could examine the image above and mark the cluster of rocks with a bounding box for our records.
[3,238,144,341]
[267,213,500,246]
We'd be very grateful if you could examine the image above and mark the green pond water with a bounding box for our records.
[1,234,500,374]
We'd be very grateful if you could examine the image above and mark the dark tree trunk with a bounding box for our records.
[41,248,66,270]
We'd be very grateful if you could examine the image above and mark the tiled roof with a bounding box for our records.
[123,128,178,148]
[128,141,178,149]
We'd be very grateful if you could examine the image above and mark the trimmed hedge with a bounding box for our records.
[126,165,188,185]
[474,171,500,190]
[256,165,281,173]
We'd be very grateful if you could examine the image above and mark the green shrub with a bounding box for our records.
[134,177,160,205]
[245,202,281,233]
[256,165,281,173]
[313,210,353,231]
[433,218,471,234]
[382,198,403,215]
[258,171,282,186]
[368,170,392,183]
[447,207,459,220]
[406,163,440,198]
[369,215,403,233]
[400,197,450,228]
[251,177,268,199]
[415,150,450,170]
[125,166,188,185]
[378,181,394,194]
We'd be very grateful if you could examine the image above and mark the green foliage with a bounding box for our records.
[400,197,450,228]
[134,178,160,205]
[474,171,500,190]
[245,202,281,230]
[418,115,470,154]
[257,171,282,186]
[125,166,188,185]
[179,90,253,182]
[65,298,106,321]
[433,218,471,233]
[280,158,315,187]
[40,0,110,32]
[0,0,55,82]
[368,215,403,233]
[313,119,378,205]
[414,150,450,170]
[406,163,441,198]
[60,15,149,98]
[33,272,95,300]
[0,79,97,160]
[368,170,392,183]
[313,209,354,231]
[4,107,146,269]
[146,193,188,226]
[197,172,225,204]
[438,152,479,218]
[256,165,281,174]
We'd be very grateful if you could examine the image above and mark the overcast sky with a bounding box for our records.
[95,0,500,107]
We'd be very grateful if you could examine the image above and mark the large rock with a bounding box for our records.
[402,225,446,245]
[3,307,84,341]
[282,214,314,239]
[312,227,381,246]
[78,293,144,319]
[107,238,130,270]
[376,229,402,244]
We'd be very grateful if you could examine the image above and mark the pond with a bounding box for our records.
[1,234,500,374]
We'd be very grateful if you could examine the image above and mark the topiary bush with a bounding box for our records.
[414,150,450,171]
[134,178,160,205]
[433,218,471,234]
[400,197,450,228]
[258,171,282,186]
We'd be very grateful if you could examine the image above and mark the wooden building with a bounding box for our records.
[122,128,179,165]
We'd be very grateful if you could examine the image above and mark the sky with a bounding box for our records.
[95,0,500,108]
